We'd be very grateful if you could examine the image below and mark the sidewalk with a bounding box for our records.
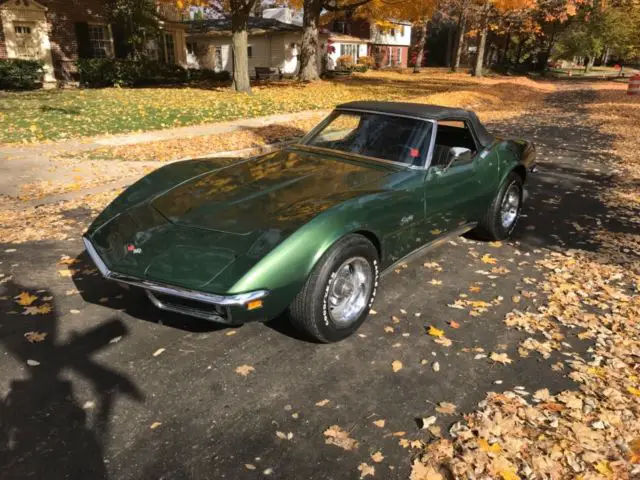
[0,109,327,202]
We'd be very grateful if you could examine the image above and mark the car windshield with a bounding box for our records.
[302,111,433,166]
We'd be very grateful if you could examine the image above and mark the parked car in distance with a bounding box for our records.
[83,101,536,342]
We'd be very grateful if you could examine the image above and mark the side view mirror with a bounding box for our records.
[445,147,473,169]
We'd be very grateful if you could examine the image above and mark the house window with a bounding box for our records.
[163,32,176,64]
[13,24,40,59]
[247,45,253,58]
[396,47,402,65]
[339,43,358,60]
[87,24,113,58]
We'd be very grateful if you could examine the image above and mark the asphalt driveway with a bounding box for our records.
[0,87,623,479]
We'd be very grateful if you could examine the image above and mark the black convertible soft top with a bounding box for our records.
[336,101,494,148]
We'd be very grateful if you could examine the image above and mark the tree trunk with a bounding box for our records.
[473,8,489,77]
[601,46,610,66]
[298,0,322,82]
[584,55,595,73]
[500,27,511,65]
[445,23,454,68]
[515,40,523,65]
[452,11,466,71]
[231,27,251,92]
[413,23,428,73]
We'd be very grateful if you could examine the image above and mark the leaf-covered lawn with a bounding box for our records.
[0,70,550,144]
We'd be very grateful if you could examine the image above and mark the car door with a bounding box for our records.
[423,120,493,236]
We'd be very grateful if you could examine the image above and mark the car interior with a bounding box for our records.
[431,120,478,168]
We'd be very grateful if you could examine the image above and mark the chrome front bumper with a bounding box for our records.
[83,237,268,323]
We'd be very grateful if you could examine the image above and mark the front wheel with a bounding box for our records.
[288,234,379,343]
[475,172,523,240]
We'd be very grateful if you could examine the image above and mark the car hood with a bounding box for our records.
[149,148,391,234]
[88,148,393,292]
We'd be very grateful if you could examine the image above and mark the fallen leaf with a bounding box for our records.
[26,359,40,366]
[432,362,440,372]
[22,304,52,315]
[276,431,293,440]
[435,402,456,414]
[357,462,375,478]
[490,352,512,364]
[152,348,166,357]
[427,326,445,337]
[235,364,255,376]
[24,331,47,343]
[324,425,358,450]
[481,254,497,264]
[410,460,443,480]
[420,416,437,429]
[392,360,403,372]
[392,431,406,436]
[371,451,384,463]
[225,330,237,336]
[70,309,80,314]
[150,422,162,429]
[15,291,37,306]
[434,337,453,347]
[109,336,122,344]
[373,419,385,428]
[384,326,394,333]
[245,464,256,470]
[430,279,443,285]
[315,399,330,407]
[478,438,502,453]
[595,461,613,478]
[449,320,460,329]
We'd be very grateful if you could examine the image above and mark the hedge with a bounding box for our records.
[77,59,230,87]
[0,59,44,90]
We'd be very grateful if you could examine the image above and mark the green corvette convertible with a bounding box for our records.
[83,101,535,342]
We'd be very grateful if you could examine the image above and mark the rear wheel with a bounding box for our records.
[288,234,379,343]
[475,172,523,240]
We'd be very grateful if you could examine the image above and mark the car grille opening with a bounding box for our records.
[151,292,230,321]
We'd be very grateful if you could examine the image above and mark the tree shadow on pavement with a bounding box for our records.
[0,279,144,480]
[488,87,638,262]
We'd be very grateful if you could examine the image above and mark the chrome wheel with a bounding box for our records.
[327,257,373,327]
[500,183,521,230]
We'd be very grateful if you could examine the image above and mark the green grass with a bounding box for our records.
[0,70,484,145]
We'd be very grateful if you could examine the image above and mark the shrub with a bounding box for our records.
[77,59,191,87]
[0,59,44,90]
[187,68,231,82]
[353,65,368,73]
[336,55,354,70]
[357,56,375,68]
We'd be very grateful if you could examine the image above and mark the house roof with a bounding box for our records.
[186,16,302,37]
[335,101,494,147]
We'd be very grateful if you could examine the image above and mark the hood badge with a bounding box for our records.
[126,244,142,255]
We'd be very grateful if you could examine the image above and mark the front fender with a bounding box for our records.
[228,199,382,318]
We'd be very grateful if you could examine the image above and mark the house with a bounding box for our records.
[325,17,412,68]
[185,15,307,77]
[0,0,189,84]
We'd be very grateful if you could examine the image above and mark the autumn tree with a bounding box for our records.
[472,0,536,77]
[288,0,375,81]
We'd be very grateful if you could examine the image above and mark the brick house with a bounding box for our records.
[0,0,189,84]
[324,17,412,68]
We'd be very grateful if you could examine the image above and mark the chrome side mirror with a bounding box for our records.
[445,147,472,169]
